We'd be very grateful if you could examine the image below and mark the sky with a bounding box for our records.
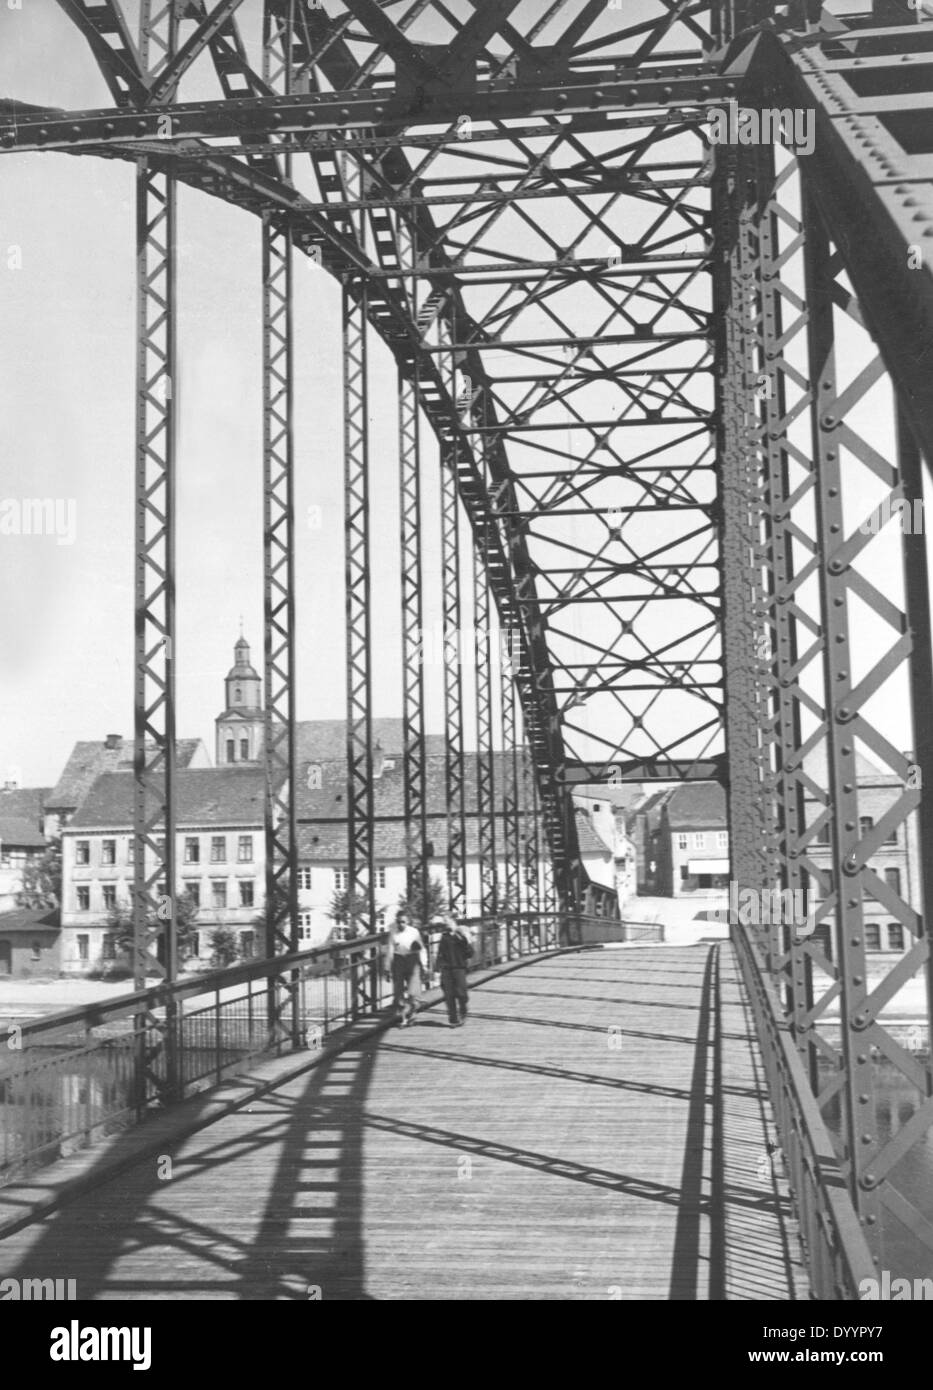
[0,2,468,787]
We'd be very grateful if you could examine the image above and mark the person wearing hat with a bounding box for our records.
[433,914,473,1027]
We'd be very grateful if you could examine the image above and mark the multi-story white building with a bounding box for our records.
[60,766,267,974]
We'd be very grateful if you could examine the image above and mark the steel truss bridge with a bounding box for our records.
[3,0,933,1298]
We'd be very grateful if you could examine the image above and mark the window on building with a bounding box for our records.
[717,831,728,849]
[240,739,249,760]
[677,834,688,851]
[375,865,386,889]
[888,923,905,951]
[240,930,255,959]
[211,837,226,863]
[885,867,902,897]
[680,866,689,881]
[298,867,312,891]
[184,837,200,864]
[593,803,600,813]
[884,824,898,845]
[817,821,831,845]
[376,909,386,927]
[76,887,90,911]
[156,881,167,901]
[101,839,116,866]
[822,868,834,895]
[156,837,165,856]
[184,882,200,908]
[75,840,90,865]
[31,940,41,962]
[126,838,135,863]
[102,936,116,962]
[298,913,313,943]
[859,816,874,837]
[693,833,705,850]
[226,740,235,764]
[237,835,253,863]
[812,924,832,961]
[102,885,116,911]
[335,867,349,890]
[864,923,882,952]
[77,934,89,962]
[239,881,254,908]
[211,881,227,909]
[189,932,200,959]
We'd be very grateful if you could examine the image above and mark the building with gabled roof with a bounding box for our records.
[56,637,558,973]
[0,782,51,916]
[656,782,729,896]
[44,735,209,839]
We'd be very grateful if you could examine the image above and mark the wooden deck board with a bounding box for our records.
[0,944,803,1300]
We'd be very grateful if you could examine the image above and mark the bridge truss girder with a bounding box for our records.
[6,0,933,1285]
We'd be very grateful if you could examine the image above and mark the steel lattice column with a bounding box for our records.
[500,661,521,954]
[132,0,179,1111]
[440,313,467,918]
[716,145,771,909]
[399,362,429,921]
[134,2,178,1000]
[802,182,882,1256]
[473,533,497,921]
[749,149,818,1076]
[343,274,375,943]
[261,12,299,1045]
[523,737,542,920]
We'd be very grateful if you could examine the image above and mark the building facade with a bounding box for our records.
[655,783,730,897]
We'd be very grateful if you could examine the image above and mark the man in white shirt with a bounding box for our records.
[387,911,428,1026]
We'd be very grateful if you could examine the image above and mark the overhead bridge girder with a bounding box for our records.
[7,0,933,1286]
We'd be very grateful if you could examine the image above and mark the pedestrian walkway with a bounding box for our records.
[0,944,804,1299]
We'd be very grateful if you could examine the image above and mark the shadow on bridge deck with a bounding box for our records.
[0,945,804,1300]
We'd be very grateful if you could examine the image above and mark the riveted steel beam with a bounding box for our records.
[133,0,179,1103]
[261,6,299,1049]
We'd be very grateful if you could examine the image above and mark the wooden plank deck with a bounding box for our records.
[0,944,804,1300]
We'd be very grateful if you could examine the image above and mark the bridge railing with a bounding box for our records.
[732,921,877,1300]
[0,911,565,1184]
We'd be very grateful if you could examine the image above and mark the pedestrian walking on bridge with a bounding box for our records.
[387,911,428,1027]
[433,914,473,1027]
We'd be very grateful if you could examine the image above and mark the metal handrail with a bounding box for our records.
[732,921,877,1300]
[0,912,564,1182]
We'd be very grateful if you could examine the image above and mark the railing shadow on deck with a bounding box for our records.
[0,913,567,1188]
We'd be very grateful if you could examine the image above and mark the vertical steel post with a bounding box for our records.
[343,271,376,941]
[896,408,933,1076]
[134,0,178,1098]
[440,312,467,918]
[752,148,817,1081]
[261,5,299,1045]
[473,535,497,922]
[399,361,429,922]
[501,662,521,949]
[802,180,882,1258]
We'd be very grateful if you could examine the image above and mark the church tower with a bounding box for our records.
[215,635,264,764]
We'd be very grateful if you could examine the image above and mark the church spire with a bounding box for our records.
[216,632,263,764]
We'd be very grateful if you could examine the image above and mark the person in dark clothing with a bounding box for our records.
[433,915,473,1026]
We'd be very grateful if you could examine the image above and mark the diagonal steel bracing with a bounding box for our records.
[261,7,300,1045]
[133,0,179,1100]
